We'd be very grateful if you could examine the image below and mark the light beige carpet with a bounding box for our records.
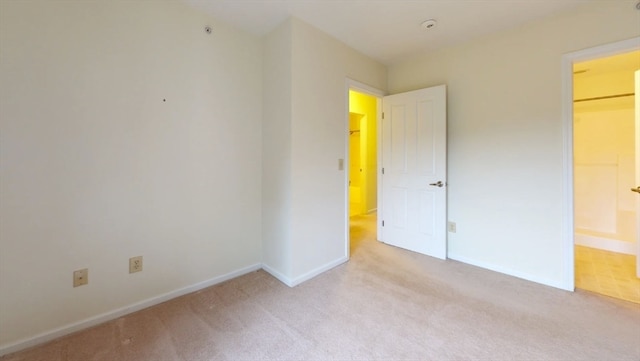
[3,213,640,360]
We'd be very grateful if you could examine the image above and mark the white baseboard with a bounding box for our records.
[0,263,262,357]
[2,257,351,356]
[574,233,636,255]
[261,263,294,287]
[447,253,566,291]
[289,256,349,287]
[262,256,349,287]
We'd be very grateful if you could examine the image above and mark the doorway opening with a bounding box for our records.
[345,79,384,259]
[348,88,380,255]
[345,82,448,260]
[349,90,378,217]
[573,50,640,303]
[568,45,640,303]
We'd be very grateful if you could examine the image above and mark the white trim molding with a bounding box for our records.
[289,256,349,287]
[263,256,349,287]
[448,253,566,290]
[261,263,294,287]
[574,233,636,255]
[346,78,386,98]
[0,263,262,357]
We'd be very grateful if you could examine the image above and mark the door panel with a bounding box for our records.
[381,85,447,259]
[391,105,407,173]
[391,187,408,227]
[417,100,436,176]
[418,190,435,236]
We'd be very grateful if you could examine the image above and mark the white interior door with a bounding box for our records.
[380,85,447,259]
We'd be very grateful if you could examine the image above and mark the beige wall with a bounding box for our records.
[289,18,387,280]
[262,19,293,279]
[3,0,638,354]
[0,0,263,349]
[262,18,386,284]
[388,1,640,287]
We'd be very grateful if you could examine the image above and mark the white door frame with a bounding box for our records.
[561,37,640,291]
[345,79,385,258]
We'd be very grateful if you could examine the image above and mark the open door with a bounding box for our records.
[380,85,447,259]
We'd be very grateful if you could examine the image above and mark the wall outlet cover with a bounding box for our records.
[73,268,88,287]
[129,256,143,273]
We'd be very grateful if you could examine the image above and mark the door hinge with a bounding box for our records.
[382,112,385,119]
[382,220,385,227]
[382,167,385,175]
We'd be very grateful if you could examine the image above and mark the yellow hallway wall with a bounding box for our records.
[349,90,378,214]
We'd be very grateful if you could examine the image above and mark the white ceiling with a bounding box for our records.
[184,0,592,65]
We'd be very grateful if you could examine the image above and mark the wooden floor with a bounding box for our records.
[575,245,640,304]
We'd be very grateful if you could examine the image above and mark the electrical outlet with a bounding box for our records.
[448,221,457,233]
[73,268,88,287]
[129,256,143,273]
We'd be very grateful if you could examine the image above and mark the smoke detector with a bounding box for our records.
[421,19,437,30]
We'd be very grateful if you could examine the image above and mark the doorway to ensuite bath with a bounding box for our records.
[572,48,640,303]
